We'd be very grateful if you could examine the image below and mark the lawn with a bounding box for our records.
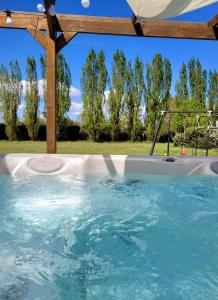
[0,140,218,156]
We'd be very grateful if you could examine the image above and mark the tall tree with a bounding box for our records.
[81,49,107,141]
[40,54,47,116]
[40,53,72,134]
[145,54,172,138]
[56,53,72,133]
[0,61,22,140]
[175,63,189,104]
[162,58,172,109]
[188,58,207,109]
[174,63,190,132]
[108,50,126,141]
[25,56,39,140]
[208,70,218,111]
[125,57,145,141]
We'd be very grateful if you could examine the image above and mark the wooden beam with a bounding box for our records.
[208,14,218,28]
[27,26,47,49]
[56,31,77,52]
[141,19,217,40]
[55,14,218,40]
[46,35,57,154]
[44,0,57,39]
[0,12,46,30]
[0,11,217,40]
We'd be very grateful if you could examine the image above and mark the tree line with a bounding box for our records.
[0,49,218,142]
[0,53,72,141]
[82,49,218,142]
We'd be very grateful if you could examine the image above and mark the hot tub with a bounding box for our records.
[0,154,218,299]
[0,154,218,176]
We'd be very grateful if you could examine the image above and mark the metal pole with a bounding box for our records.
[149,111,165,156]
[205,128,209,157]
[167,109,171,156]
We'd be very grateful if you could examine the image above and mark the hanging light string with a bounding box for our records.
[5,10,13,24]
[2,0,91,25]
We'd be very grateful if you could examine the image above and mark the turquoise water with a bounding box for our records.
[0,174,218,300]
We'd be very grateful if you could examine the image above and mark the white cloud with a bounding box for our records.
[104,90,110,101]
[21,79,44,99]
[70,101,83,116]
[18,103,25,111]
[22,80,81,102]
[70,87,81,100]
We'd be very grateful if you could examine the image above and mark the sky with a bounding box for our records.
[0,0,218,120]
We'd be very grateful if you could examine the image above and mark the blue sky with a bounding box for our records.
[0,0,218,119]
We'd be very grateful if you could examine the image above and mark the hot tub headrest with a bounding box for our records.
[210,161,218,174]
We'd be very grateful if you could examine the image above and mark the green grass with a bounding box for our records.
[0,140,217,156]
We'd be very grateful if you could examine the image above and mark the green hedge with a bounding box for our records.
[174,128,218,149]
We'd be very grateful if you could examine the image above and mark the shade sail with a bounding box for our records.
[127,0,218,18]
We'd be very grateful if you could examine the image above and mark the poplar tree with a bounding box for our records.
[81,49,107,141]
[0,61,22,140]
[108,50,126,141]
[208,70,218,111]
[174,63,190,132]
[125,57,145,141]
[40,54,47,115]
[25,56,39,140]
[146,54,172,138]
[162,58,172,109]
[144,63,152,125]
[175,63,189,104]
[188,58,207,109]
[40,53,72,133]
[57,53,72,133]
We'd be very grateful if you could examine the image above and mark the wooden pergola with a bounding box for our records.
[0,1,217,154]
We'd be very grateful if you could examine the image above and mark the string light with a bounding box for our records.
[48,4,56,16]
[37,1,55,16]
[81,0,90,8]
[6,10,13,25]
[37,4,46,13]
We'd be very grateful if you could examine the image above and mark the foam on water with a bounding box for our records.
[0,174,218,300]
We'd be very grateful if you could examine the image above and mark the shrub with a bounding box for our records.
[79,128,89,141]
[173,128,218,149]
[38,125,46,141]
[16,124,29,141]
[0,123,7,140]
[66,125,80,141]
[158,131,175,143]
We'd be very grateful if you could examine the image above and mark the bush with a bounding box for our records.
[66,125,80,141]
[38,125,46,141]
[0,123,7,140]
[158,131,175,143]
[79,128,89,141]
[173,133,185,147]
[119,131,129,141]
[16,124,29,141]
[173,128,218,149]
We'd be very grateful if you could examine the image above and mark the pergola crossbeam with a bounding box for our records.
[0,12,217,40]
[27,26,47,49]
[208,14,218,28]
[56,31,77,52]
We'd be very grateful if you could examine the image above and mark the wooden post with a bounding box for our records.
[46,37,57,154]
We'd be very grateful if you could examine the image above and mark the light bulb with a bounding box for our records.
[37,3,46,13]
[48,4,56,16]
[81,0,90,8]
[6,15,13,25]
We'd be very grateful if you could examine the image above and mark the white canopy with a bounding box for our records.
[127,0,218,19]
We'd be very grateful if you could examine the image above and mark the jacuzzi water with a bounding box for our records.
[0,173,218,300]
